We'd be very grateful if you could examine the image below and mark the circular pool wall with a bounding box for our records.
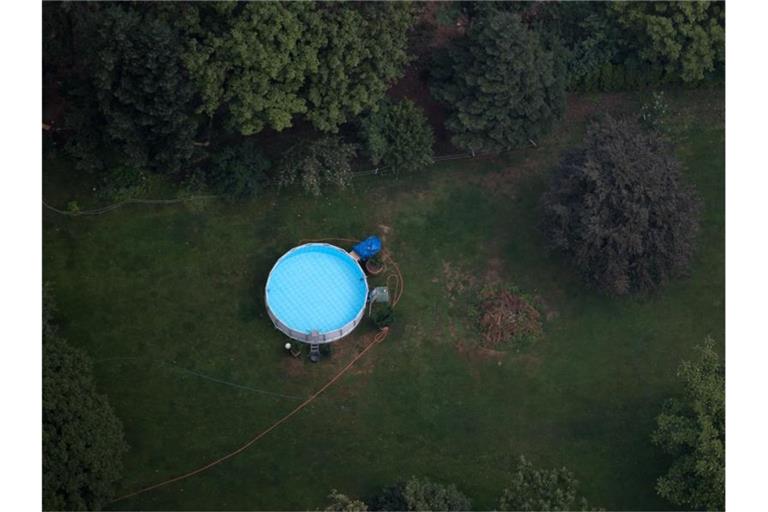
[265,243,368,343]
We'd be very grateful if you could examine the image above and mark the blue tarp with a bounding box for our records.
[352,236,382,260]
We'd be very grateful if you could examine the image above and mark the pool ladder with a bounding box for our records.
[309,343,321,363]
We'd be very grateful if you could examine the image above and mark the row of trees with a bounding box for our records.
[325,457,593,511]
[447,1,725,90]
[428,0,724,154]
[324,340,725,511]
[43,2,433,197]
[43,2,725,199]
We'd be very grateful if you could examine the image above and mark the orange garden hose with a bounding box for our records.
[112,238,402,503]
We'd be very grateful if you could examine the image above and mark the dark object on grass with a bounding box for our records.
[369,302,394,330]
[541,115,701,296]
[309,343,321,363]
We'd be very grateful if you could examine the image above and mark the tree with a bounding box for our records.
[360,99,434,174]
[78,4,197,174]
[179,2,318,135]
[370,476,471,511]
[541,115,701,296]
[431,10,565,152]
[277,136,357,196]
[207,140,271,199]
[303,3,416,132]
[325,490,369,512]
[653,339,725,511]
[611,1,725,82]
[178,2,415,135]
[472,1,619,90]
[43,333,128,510]
[498,456,591,511]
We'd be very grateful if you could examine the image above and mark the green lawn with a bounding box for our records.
[43,88,724,511]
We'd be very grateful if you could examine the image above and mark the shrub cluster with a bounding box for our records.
[360,99,434,174]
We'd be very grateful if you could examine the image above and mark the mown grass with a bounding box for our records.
[42,88,724,510]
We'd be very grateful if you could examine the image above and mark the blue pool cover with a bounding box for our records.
[265,244,368,343]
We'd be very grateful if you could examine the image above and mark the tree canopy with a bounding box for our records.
[653,339,725,511]
[360,99,434,173]
[43,295,128,511]
[611,1,725,82]
[369,476,471,511]
[325,490,369,512]
[176,1,415,135]
[304,3,416,132]
[498,456,591,512]
[541,115,701,295]
[44,1,416,180]
[178,2,318,135]
[56,4,198,175]
[431,9,565,152]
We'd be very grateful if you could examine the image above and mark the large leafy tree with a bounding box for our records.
[498,456,592,512]
[541,115,701,296]
[58,4,198,175]
[360,99,434,174]
[304,3,416,132]
[369,476,471,511]
[93,6,197,173]
[179,2,319,135]
[178,2,414,135]
[611,1,725,82]
[43,289,128,510]
[653,339,725,511]
[431,10,565,152]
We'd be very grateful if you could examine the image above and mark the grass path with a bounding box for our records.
[43,88,724,510]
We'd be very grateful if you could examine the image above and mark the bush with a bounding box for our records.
[541,115,700,295]
[498,456,592,511]
[360,99,434,174]
[94,164,148,202]
[278,136,357,196]
[369,477,471,511]
[653,339,724,510]
[207,140,271,199]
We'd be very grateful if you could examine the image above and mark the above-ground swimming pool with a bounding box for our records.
[265,243,368,343]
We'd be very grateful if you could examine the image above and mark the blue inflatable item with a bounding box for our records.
[352,235,382,261]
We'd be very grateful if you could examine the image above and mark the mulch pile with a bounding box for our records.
[479,290,542,346]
